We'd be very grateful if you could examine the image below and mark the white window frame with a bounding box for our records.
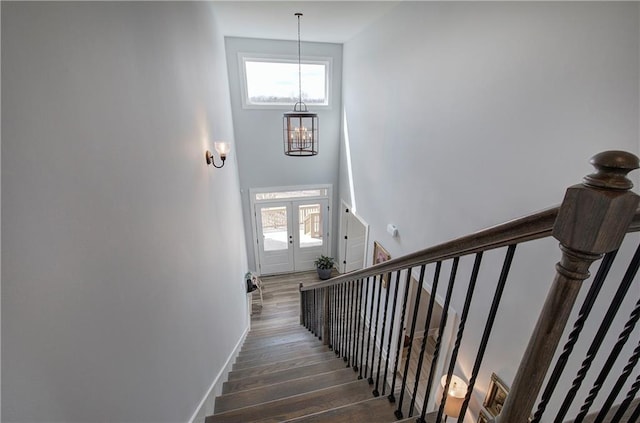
[238,52,332,110]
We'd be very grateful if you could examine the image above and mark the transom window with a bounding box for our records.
[239,54,331,109]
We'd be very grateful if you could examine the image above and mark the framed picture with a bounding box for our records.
[483,373,509,417]
[373,241,391,288]
[478,408,492,423]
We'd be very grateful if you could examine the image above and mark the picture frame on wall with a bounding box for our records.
[478,408,492,423]
[483,372,509,417]
[372,241,391,288]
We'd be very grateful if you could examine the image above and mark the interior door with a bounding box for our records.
[256,203,294,274]
[345,211,367,272]
[293,199,329,271]
[339,205,368,273]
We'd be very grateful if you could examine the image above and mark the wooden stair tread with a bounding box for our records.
[223,358,349,394]
[233,346,330,370]
[207,380,374,423]
[282,394,424,423]
[236,339,323,360]
[229,351,337,379]
[215,367,359,414]
[241,331,319,350]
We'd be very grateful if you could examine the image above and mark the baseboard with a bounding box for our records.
[189,325,249,423]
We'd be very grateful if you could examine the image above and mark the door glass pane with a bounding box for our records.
[261,206,288,252]
[255,189,327,201]
[299,204,323,249]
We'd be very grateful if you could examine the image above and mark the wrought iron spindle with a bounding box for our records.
[353,279,363,372]
[395,264,427,419]
[359,277,371,380]
[327,286,334,350]
[343,282,350,361]
[364,276,376,381]
[416,258,459,421]
[411,261,443,417]
[610,371,640,422]
[594,338,640,423]
[575,297,640,423]
[382,271,402,396]
[332,285,338,350]
[554,244,640,423]
[373,272,393,396]
[340,282,347,357]
[530,251,618,422]
[389,268,416,404]
[437,253,483,423]
[368,274,384,385]
[457,245,517,423]
[346,280,355,366]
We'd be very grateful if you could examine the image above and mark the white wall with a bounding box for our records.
[341,1,639,419]
[224,37,342,273]
[2,3,248,422]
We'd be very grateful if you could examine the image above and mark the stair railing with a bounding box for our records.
[299,150,640,422]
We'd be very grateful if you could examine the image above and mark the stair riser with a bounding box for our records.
[229,351,336,379]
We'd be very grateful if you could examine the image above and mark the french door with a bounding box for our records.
[256,199,329,274]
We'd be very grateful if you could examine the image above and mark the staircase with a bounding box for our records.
[206,272,427,423]
[207,151,640,423]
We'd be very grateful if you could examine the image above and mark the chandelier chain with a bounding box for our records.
[297,13,302,105]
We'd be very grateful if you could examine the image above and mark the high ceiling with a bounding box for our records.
[212,1,401,44]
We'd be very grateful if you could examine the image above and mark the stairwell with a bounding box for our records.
[206,272,430,423]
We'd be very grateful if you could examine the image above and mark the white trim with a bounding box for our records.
[188,326,249,423]
[238,52,332,110]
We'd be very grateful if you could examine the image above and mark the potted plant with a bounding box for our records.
[314,255,335,280]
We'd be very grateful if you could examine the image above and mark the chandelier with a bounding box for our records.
[283,13,318,157]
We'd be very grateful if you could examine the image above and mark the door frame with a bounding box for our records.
[250,184,333,275]
[338,200,369,273]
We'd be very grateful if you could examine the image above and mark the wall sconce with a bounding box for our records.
[440,374,469,422]
[205,142,231,169]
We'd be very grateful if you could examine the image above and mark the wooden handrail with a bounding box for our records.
[302,206,640,292]
[301,206,559,291]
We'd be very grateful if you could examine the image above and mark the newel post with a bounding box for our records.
[496,151,640,423]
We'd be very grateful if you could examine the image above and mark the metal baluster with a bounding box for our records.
[368,274,384,385]
[554,244,640,423]
[346,280,355,366]
[577,299,640,423]
[364,276,376,382]
[373,272,393,396]
[457,245,517,423]
[628,398,640,422]
[437,253,483,423]
[338,282,345,356]
[382,271,402,396]
[395,264,428,419]
[531,251,618,423]
[359,277,371,380]
[313,289,317,336]
[412,262,443,421]
[415,258,459,420]
[330,286,335,350]
[389,268,416,404]
[327,286,333,350]
[352,279,363,372]
[610,371,640,422]
[335,284,341,355]
[594,339,640,423]
[342,282,349,361]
